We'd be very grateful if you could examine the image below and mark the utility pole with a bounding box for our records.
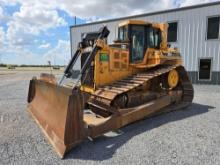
[74,16,77,25]
[53,54,56,67]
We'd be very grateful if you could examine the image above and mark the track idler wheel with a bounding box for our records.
[167,69,179,89]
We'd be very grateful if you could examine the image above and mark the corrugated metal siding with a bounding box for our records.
[70,4,220,72]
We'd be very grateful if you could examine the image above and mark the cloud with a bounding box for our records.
[0,0,217,65]
[0,46,43,64]
[1,0,176,22]
[0,27,5,47]
[54,0,175,21]
[1,0,217,23]
[1,0,204,48]
[0,6,3,18]
[39,43,51,49]
[12,5,66,33]
[43,40,70,65]
[0,0,18,6]
[2,1,67,46]
[0,6,9,23]
[0,40,70,65]
[180,0,218,7]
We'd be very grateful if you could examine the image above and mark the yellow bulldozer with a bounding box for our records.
[27,20,194,158]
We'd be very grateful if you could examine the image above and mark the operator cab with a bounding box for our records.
[117,20,162,63]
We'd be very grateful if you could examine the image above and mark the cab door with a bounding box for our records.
[130,25,145,63]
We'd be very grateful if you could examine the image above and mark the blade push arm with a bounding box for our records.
[59,26,110,85]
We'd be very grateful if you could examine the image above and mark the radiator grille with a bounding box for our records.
[110,50,128,70]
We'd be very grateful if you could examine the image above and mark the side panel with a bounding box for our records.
[94,48,134,87]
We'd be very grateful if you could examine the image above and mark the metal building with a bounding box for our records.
[70,1,220,84]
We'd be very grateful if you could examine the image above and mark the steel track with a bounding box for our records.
[88,64,194,111]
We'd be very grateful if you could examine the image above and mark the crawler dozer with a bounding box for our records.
[27,20,194,158]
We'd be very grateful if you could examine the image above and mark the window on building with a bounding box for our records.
[207,16,220,40]
[168,22,178,42]
[199,59,212,80]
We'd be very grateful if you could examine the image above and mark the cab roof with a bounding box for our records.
[118,20,151,27]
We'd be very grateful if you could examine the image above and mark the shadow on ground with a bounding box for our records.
[65,103,214,161]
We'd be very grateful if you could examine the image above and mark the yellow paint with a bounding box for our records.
[94,47,136,87]
[119,20,151,27]
[168,69,179,88]
[80,20,183,91]
[80,85,95,93]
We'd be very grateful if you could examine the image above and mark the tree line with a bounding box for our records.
[0,63,65,67]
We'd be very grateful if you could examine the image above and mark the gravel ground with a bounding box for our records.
[0,71,220,165]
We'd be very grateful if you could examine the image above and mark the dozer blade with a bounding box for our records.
[27,78,86,158]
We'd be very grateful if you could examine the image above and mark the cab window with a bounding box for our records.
[118,26,128,40]
[148,27,161,49]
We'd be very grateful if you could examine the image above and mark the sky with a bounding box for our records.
[0,0,218,65]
